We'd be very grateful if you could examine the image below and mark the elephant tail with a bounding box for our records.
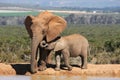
[87,46,91,57]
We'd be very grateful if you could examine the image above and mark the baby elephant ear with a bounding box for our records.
[46,16,67,42]
[54,39,66,51]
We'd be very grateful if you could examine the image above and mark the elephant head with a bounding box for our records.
[40,38,66,52]
[40,40,57,50]
[40,40,48,48]
[24,11,67,73]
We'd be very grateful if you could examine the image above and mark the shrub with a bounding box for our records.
[0,24,120,64]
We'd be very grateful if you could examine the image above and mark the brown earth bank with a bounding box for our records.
[0,63,120,77]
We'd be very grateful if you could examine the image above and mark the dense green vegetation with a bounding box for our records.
[0,26,30,63]
[0,24,120,64]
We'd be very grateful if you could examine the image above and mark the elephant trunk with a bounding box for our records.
[40,40,56,50]
[31,35,43,73]
[40,40,48,48]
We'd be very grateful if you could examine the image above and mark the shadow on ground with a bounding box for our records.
[2,63,120,77]
[11,63,80,75]
[11,64,31,75]
[11,63,57,75]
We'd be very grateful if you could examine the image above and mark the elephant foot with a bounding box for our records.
[38,65,47,71]
[31,68,37,73]
[68,66,72,71]
[81,65,87,69]
[31,61,38,73]
[55,67,60,71]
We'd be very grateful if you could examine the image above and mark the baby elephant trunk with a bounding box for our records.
[40,40,48,48]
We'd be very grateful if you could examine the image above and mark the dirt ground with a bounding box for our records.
[0,63,120,77]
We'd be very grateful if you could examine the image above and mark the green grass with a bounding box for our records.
[0,11,39,16]
[0,11,70,17]
[0,24,120,64]
[0,26,30,63]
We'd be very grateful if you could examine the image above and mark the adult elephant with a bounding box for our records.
[24,11,67,73]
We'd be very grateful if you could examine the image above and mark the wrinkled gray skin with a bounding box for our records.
[24,11,67,73]
[40,34,89,71]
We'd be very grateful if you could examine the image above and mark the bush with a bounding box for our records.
[0,26,30,63]
[0,24,120,64]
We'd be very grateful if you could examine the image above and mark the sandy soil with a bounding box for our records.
[0,63,120,77]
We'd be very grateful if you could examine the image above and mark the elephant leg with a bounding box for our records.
[38,47,48,71]
[46,50,52,64]
[37,46,41,66]
[55,51,61,71]
[80,51,87,69]
[62,49,72,71]
[30,47,39,73]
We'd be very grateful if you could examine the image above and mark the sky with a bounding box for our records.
[0,0,120,8]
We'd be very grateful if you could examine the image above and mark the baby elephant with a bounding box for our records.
[40,34,89,71]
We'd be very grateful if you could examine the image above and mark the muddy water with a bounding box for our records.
[32,75,120,80]
[0,76,30,80]
[0,75,120,80]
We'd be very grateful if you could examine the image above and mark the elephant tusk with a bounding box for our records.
[40,40,48,48]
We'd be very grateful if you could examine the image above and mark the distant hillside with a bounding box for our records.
[59,7,120,13]
[0,13,120,26]
[0,16,25,25]
[0,3,120,26]
[65,13,120,24]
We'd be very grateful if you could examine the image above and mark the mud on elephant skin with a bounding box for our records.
[40,34,89,71]
[24,11,67,73]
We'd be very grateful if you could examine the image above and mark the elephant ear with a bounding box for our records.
[46,16,67,42]
[24,15,34,38]
[54,38,66,51]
